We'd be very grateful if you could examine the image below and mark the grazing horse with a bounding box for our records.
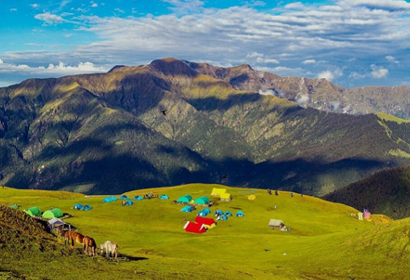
[100,240,118,259]
[63,230,72,245]
[83,236,97,256]
[71,232,85,247]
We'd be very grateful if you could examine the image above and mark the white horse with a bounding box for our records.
[100,240,118,259]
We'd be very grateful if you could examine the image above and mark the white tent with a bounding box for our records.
[268,219,284,228]
[48,217,65,229]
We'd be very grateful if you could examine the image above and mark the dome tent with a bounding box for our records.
[120,195,129,200]
[42,208,64,219]
[177,195,193,204]
[123,200,134,206]
[133,195,144,200]
[194,196,210,205]
[236,211,245,217]
[24,207,41,217]
[181,206,194,212]
[225,211,233,217]
[160,195,169,199]
[197,210,208,217]
[73,204,84,210]
[83,205,93,211]
[102,196,117,202]
[214,209,223,216]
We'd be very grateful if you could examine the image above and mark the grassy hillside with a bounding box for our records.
[1,185,409,279]
[2,58,410,195]
[323,165,410,219]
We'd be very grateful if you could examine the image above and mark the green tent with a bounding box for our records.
[24,207,41,217]
[10,204,19,210]
[42,208,64,219]
[177,195,193,204]
[194,196,210,205]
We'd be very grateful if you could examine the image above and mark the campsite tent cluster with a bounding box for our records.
[73,204,93,211]
[177,194,210,206]
[23,207,64,219]
[102,193,169,206]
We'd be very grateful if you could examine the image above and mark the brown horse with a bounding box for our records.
[63,230,72,245]
[65,231,84,248]
[83,236,97,256]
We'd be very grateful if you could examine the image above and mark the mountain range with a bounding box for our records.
[1,57,410,194]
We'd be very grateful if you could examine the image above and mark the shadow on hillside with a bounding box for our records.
[118,254,149,262]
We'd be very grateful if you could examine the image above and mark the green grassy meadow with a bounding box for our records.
[1,184,409,279]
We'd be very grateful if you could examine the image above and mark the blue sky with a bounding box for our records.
[0,0,409,88]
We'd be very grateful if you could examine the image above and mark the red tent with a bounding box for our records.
[195,216,216,226]
[184,221,206,234]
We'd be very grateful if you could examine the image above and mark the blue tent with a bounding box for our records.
[83,205,93,211]
[103,196,118,202]
[203,208,211,215]
[218,215,228,220]
[73,203,84,210]
[236,211,245,217]
[214,209,223,216]
[123,200,134,206]
[120,195,129,200]
[133,195,143,200]
[181,206,194,212]
[160,195,169,200]
[225,210,233,217]
[197,210,208,217]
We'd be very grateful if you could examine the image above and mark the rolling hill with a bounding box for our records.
[1,185,409,280]
[2,58,410,194]
[323,165,410,219]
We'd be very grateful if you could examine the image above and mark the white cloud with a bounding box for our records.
[256,57,279,64]
[34,13,64,24]
[114,8,125,13]
[256,66,308,77]
[10,8,17,12]
[386,55,399,64]
[284,2,305,9]
[370,64,388,78]
[24,43,43,47]
[161,0,204,13]
[296,94,310,105]
[30,3,39,8]
[246,52,264,58]
[0,61,108,76]
[302,59,316,64]
[91,3,98,8]
[258,89,275,96]
[340,0,410,10]
[0,58,3,64]
[349,71,367,79]
[318,68,343,81]
[318,70,334,81]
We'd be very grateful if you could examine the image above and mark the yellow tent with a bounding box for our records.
[211,188,227,197]
[203,223,216,229]
[248,194,256,200]
[220,193,232,202]
[358,212,363,220]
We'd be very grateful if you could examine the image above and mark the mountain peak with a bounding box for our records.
[149,58,197,77]
[108,65,127,73]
